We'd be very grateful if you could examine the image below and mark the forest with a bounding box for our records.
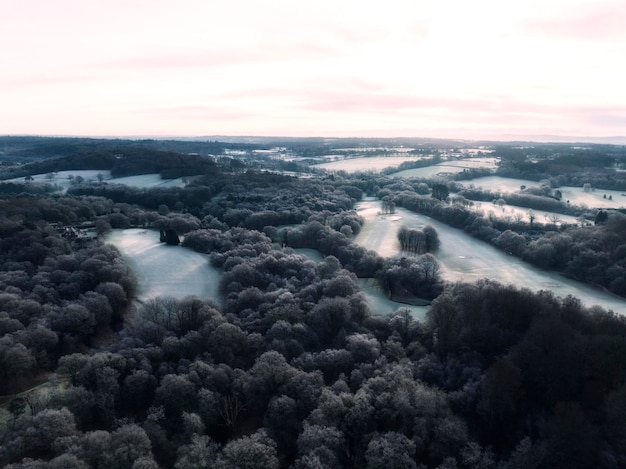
[2,136,626,468]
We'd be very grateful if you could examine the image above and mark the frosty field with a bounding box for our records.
[106,229,221,303]
[459,176,541,193]
[12,170,112,191]
[558,186,626,209]
[466,201,581,226]
[354,198,626,314]
[462,176,626,209]
[314,156,426,172]
[392,158,498,178]
[108,174,186,189]
[12,171,186,192]
[392,164,466,178]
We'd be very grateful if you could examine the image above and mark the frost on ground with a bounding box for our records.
[106,228,221,303]
[12,171,186,192]
[393,158,499,178]
[314,156,426,173]
[12,170,112,191]
[466,201,580,226]
[354,199,626,314]
[559,186,626,209]
[108,174,186,189]
[358,278,429,320]
[461,176,626,210]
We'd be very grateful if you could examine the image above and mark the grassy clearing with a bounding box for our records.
[107,174,186,188]
[461,176,626,209]
[314,156,424,172]
[9,171,186,193]
[559,186,626,209]
[106,229,221,303]
[468,201,581,225]
[9,170,111,192]
[392,164,467,178]
[459,176,545,193]
[393,158,499,178]
[358,278,429,320]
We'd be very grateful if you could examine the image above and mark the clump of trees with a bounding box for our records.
[431,183,449,201]
[378,254,444,302]
[159,229,180,245]
[397,224,440,254]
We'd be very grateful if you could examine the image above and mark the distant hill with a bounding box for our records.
[0,137,220,180]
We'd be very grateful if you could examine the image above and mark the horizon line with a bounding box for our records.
[2,133,626,146]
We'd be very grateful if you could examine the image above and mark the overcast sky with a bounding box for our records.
[2,0,625,140]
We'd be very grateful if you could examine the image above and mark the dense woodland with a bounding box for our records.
[2,137,626,468]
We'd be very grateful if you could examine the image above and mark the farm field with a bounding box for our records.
[559,185,626,209]
[392,158,498,178]
[108,174,186,189]
[354,198,626,314]
[106,229,221,304]
[314,156,427,172]
[458,176,536,193]
[444,157,499,169]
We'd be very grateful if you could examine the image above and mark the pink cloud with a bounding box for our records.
[107,42,337,71]
[135,105,256,121]
[298,91,552,115]
[207,78,388,103]
[0,73,96,88]
[281,89,626,136]
[579,108,626,127]
[524,2,626,39]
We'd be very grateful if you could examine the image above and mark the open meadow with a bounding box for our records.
[462,176,626,209]
[392,157,498,178]
[9,171,186,193]
[314,155,428,172]
[10,170,111,191]
[105,228,221,303]
[465,200,581,225]
[107,174,187,189]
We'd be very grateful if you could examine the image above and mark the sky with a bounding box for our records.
[1,0,626,140]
